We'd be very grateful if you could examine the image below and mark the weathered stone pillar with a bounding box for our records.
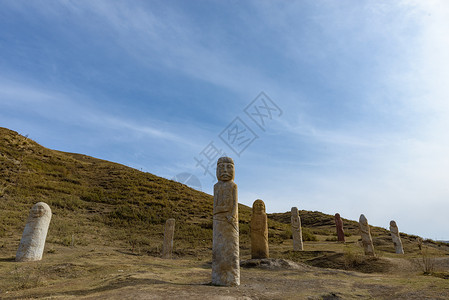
[334,213,345,242]
[389,220,404,254]
[212,157,240,286]
[162,218,175,259]
[291,207,303,251]
[16,202,52,262]
[250,199,269,259]
[359,214,375,256]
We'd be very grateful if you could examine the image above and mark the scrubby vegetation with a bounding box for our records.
[1,127,449,299]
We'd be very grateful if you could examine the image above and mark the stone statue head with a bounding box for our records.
[216,157,234,181]
[291,207,299,220]
[166,218,175,226]
[31,202,50,218]
[359,214,368,226]
[291,207,299,215]
[253,199,266,214]
[390,220,397,227]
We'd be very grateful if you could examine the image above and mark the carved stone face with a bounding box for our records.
[217,162,235,181]
[253,200,265,214]
[359,214,368,226]
[31,204,46,218]
[291,207,298,215]
[291,207,299,223]
[390,220,397,227]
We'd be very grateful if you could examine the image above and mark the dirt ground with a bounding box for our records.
[1,243,449,300]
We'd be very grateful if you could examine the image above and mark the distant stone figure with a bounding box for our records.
[389,220,404,254]
[334,213,345,242]
[359,214,375,256]
[16,202,52,262]
[291,207,303,251]
[251,199,269,259]
[417,237,423,251]
[212,157,240,286]
[162,218,175,259]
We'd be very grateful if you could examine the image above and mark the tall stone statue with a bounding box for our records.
[251,199,269,259]
[212,157,240,286]
[162,218,175,259]
[334,213,345,242]
[291,207,303,251]
[16,202,52,262]
[389,220,404,254]
[359,214,375,256]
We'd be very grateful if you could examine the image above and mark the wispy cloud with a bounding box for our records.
[0,76,194,147]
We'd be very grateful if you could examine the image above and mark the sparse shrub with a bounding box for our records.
[326,236,338,241]
[311,228,332,235]
[417,237,423,250]
[279,228,292,240]
[200,221,212,230]
[239,223,250,235]
[48,195,84,211]
[343,247,364,269]
[417,248,436,274]
[12,264,43,290]
[302,228,318,241]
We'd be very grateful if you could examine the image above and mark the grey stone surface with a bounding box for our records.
[291,207,303,251]
[212,157,240,286]
[389,220,404,254]
[250,199,269,259]
[16,202,52,262]
[162,218,175,259]
[359,214,375,256]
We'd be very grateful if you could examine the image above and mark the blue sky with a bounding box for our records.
[1,1,448,240]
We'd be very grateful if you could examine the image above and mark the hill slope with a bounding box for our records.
[0,127,445,257]
[2,127,449,299]
[0,127,270,255]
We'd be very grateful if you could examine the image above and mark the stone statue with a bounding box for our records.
[162,218,175,259]
[417,237,423,251]
[291,207,303,251]
[334,213,345,242]
[16,202,52,262]
[251,199,269,259]
[212,157,240,286]
[389,220,404,254]
[359,214,375,256]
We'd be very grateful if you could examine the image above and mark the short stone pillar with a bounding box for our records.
[212,157,240,286]
[359,214,375,256]
[250,199,269,259]
[389,220,404,254]
[334,213,345,242]
[162,218,175,259]
[291,207,303,251]
[16,202,52,262]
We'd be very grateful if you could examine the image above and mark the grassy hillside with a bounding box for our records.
[1,127,449,299]
[0,127,446,259]
[0,127,266,256]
